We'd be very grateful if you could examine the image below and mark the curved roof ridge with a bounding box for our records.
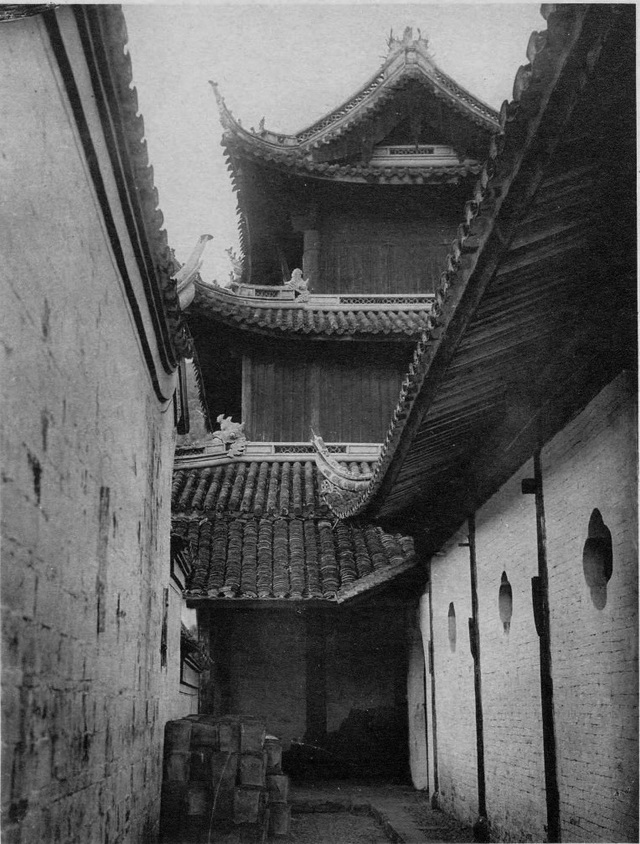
[295,29,499,142]
[211,31,499,155]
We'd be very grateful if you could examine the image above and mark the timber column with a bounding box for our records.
[291,207,320,287]
[302,228,320,286]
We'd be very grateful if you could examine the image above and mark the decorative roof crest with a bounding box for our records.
[387,27,432,57]
[285,268,311,303]
[211,414,247,458]
[311,429,372,494]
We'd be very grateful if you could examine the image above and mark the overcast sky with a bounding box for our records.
[123,3,543,284]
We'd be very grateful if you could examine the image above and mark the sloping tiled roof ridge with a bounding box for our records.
[294,33,499,142]
[321,4,600,518]
[172,460,375,517]
[191,284,433,338]
[100,7,192,360]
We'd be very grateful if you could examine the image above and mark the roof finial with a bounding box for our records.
[387,26,430,55]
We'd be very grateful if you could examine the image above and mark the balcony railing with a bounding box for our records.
[206,281,435,311]
[175,441,382,467]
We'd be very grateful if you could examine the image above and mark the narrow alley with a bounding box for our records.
[2,5,636,844]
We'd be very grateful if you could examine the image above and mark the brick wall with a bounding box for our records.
[543,371,638,843]
[475,461,547,843]
[414,372,637,841]
[428,526,479,827]
[1,13,189,843]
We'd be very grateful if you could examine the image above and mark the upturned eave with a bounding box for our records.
[187,280,435,340]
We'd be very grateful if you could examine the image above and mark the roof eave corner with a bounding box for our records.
[210,80,240,134]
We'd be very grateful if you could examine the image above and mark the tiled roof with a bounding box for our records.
[172,460,416,602]
[219,130,484,185]
[212,31,498,157]
[172,459,373,518]
[191,284,433,338]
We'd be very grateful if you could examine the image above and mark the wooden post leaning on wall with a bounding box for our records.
[466,515,489,842]
[523,452,561,842]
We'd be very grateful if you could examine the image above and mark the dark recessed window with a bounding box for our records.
[498,572,513,634]
[448,602,456,652]
[583,509,613,610]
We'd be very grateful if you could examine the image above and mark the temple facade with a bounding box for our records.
[174,29,499,776]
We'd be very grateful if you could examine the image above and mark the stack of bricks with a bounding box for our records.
[160,714,291,843]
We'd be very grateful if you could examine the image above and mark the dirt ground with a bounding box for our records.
[288,780,475,844]
[289,811,391,844]
[404,800,475,842]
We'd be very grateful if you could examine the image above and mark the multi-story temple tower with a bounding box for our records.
[172,30,499,766]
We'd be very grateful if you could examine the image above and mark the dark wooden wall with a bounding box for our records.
[314,186,465,295]
[318,214,452,295]
[243,344,409,442]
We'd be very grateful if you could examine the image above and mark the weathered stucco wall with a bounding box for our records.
[412,372,638,842]
[1,13,188,843]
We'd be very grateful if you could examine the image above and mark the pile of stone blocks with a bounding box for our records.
[160,714,290,843]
